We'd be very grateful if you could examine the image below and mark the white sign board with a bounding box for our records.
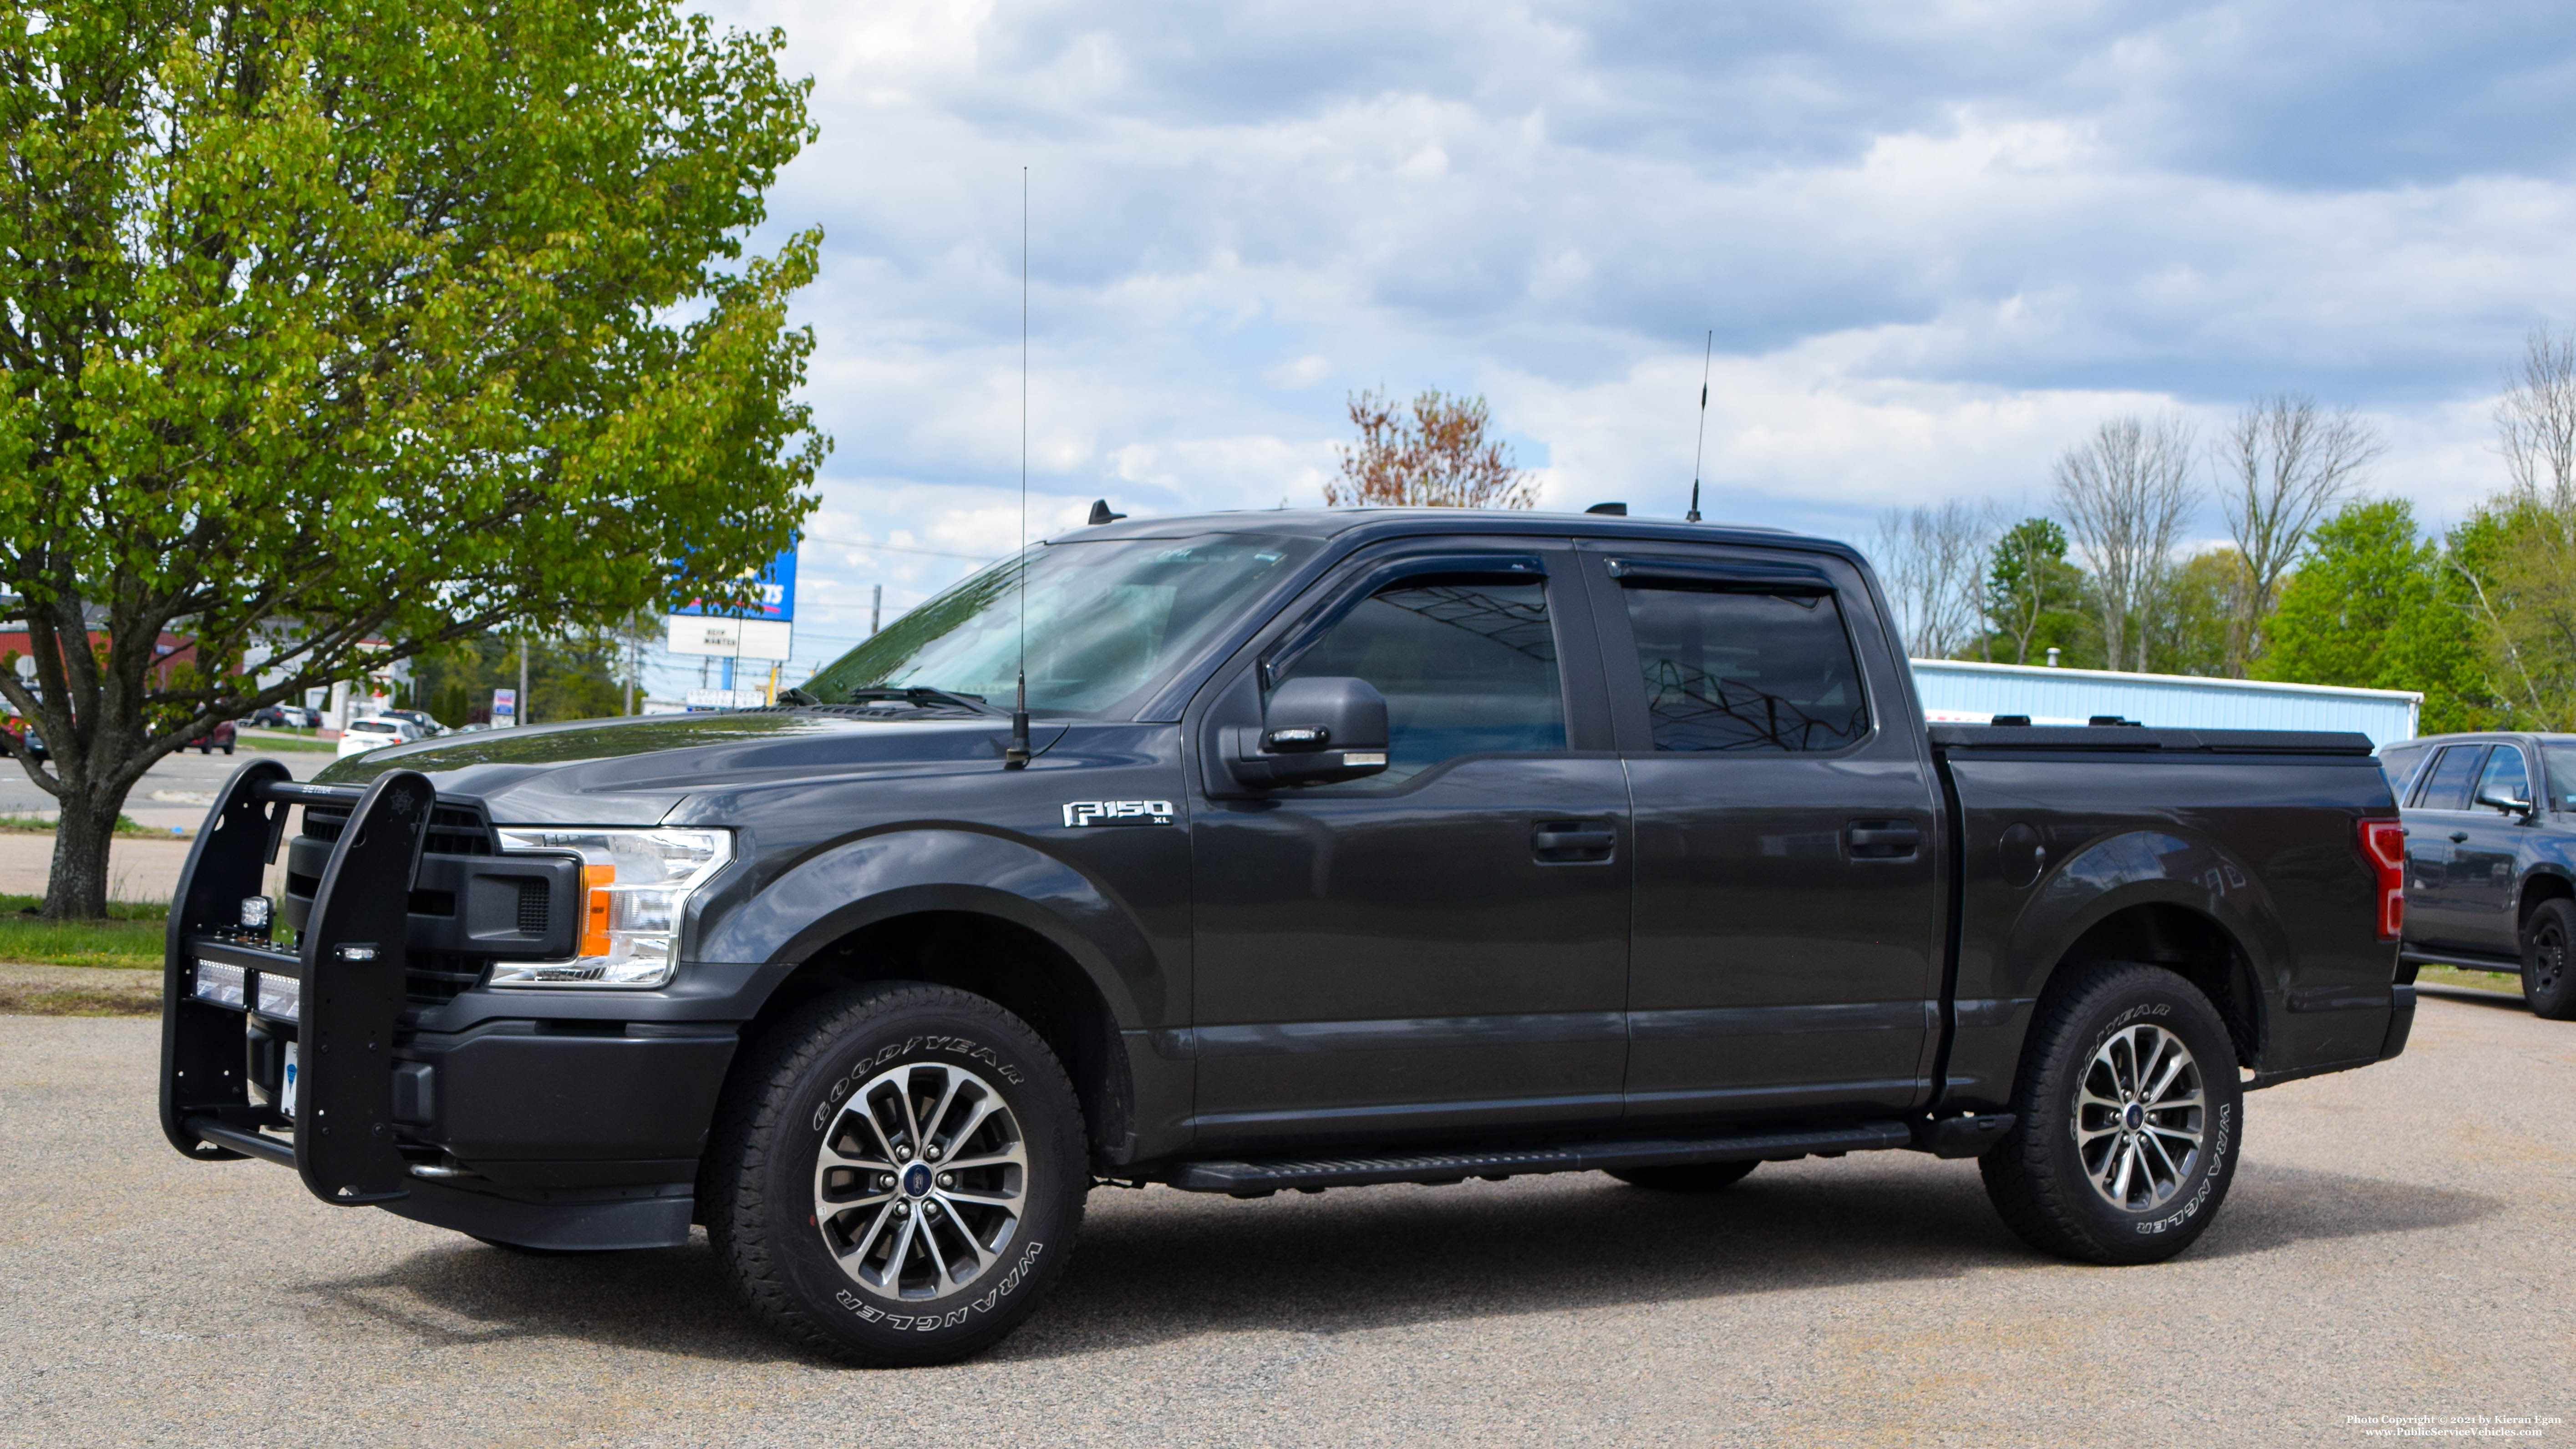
[685,688,772,709]
[665,614,793,662]
[491,687,517,728]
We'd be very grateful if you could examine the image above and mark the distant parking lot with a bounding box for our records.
[0,990,2568,1447]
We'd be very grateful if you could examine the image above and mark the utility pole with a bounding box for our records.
[623,617,639,716]
[870,584,882,637]
[518,634,530,727]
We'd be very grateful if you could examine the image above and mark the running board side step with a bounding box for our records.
[1166,1121,1914,1196]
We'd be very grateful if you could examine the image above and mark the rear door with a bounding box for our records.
[1185,540,1632,1145]
[1578,543,1944,1121]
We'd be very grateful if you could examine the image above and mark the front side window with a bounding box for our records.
[2474,746,2531,813]
[1277,576,1565,782]
[2413,745,2487,811]
[1621,585,1869,752]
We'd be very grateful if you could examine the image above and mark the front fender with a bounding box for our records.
[693,827,1158,1030]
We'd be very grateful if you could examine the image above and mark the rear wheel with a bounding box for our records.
[702,982,1087,1367]
[1607,1160,1759,1191]
[1981,961,2243,1265]
[2523,898,2576,1020]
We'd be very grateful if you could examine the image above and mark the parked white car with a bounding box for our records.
[334,716,422,758]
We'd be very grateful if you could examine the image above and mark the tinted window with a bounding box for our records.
[2474,747,2531,813]
[2376,744,2428,803]
[1621,585,1869,752]
[2413,745,2486,811]
[2545,745,2576,812]
[1280,577,1565,781]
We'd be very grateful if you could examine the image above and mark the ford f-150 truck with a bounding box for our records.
[158,507,2412,1366]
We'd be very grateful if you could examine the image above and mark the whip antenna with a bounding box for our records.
[1006,167,1032,769]
[1686,329,1711,523]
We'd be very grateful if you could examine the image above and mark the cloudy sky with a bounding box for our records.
[669,0,2576,691]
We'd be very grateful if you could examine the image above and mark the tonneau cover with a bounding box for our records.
[1926,724,2378,755]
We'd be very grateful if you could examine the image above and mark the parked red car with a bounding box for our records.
[191,719,236,755]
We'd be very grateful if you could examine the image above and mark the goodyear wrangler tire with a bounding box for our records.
[703,982,1086,1366]
[1980,961,2242,1266]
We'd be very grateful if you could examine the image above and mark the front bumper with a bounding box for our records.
[159,763,742,1250]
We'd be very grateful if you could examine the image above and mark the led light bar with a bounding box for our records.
[193,961,247,1008]
[255,972,301,1022]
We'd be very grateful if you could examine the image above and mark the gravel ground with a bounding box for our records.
[2,991,2570,1447]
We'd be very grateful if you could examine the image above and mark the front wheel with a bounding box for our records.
[2523,899,2576,1020]
[1981,962,2243,1265]
[702,982,1087,1367]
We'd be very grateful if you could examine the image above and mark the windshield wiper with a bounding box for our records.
[840,686,1004,716]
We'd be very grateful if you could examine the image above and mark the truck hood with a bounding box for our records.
[315,710,1066,825]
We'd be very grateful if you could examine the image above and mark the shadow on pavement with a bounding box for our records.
[295,1155,2499,1366]
[2415,985,2533,1013]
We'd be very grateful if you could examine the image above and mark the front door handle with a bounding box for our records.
[1532,821,1616,863]
[1848,821,1922,860]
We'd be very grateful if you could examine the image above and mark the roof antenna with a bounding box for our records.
[1686,329,1712,522]
[1006,167,1032,770]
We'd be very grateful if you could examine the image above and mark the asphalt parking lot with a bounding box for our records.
[0,739,330,834]
[2,990,2568,1448]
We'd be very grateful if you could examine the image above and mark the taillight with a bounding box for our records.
[2357,819,2405,941]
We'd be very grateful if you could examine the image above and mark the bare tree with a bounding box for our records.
[1327,388,1536,508]
[2500,325,2576,531]
[1871,500,1999,659]
[2215,396,2384,675]
[2053,415,2196,673]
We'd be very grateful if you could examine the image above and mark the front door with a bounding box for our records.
[1187,544,1631,1147]
[2452,743,2534,957]
[2403,743,2489,952]
[1578,543,1944,1121]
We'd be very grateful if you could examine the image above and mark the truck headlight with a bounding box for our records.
[488,828,733,987]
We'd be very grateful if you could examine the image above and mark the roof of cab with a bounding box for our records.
[1053,506,1854,561]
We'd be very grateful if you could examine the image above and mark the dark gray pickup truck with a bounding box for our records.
[160,507,2411,1365]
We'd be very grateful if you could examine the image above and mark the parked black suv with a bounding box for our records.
[2378,732,2576,1018]
[161,507,2409,1366]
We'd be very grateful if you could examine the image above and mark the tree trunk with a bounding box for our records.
[43,783,123,920]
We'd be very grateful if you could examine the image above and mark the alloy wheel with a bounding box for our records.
[812,1062,1031,1300]
[2072,1022,2205,1212]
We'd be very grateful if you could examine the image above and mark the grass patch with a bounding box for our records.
[2417,963,2522,997]
[0,813,158,836]
[0,895,168,968]
[0,963,161,1015]
[240,732,335,754]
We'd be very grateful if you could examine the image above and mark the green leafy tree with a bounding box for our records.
[2256,500,2501,733]
[0,0,826,917]
[2142,547,2247,677]
[1982,517,2094,665]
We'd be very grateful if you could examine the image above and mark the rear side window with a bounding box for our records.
[2413,745,2487,811]
[1280,576,1566,781]
[2545,745,2576,812]
[1620,585,1869,752]
[2474,747,2531,813]
[2375,744,2428,802]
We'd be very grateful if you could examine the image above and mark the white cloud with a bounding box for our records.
[657,0,2576,697]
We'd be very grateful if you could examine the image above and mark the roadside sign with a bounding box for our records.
[672,548,796,622]
[665,616,792,662]
[685,688,771,709]
[491,687,517,728]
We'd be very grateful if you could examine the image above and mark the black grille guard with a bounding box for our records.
[158,761,439,1204]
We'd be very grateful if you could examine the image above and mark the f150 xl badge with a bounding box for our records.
[1063,800,1175,828]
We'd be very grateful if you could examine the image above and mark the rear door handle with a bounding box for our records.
[1847,821,1922,860]
[2449,831,2469,843]
[1532,821,1617,863]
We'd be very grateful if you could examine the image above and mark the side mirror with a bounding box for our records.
[2476,790,2535,818]
[1224,677,1391,788]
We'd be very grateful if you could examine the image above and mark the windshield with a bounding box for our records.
[804,533,1319,717]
